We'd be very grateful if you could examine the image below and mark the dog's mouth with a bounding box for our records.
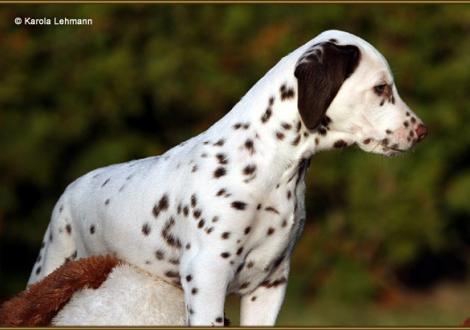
[360,138,408,156]
[383,144,406,153]
[382,147,405,157]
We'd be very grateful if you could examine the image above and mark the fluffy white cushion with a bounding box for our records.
[52,264,185,326]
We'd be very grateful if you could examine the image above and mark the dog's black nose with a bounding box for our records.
[415,124,427,142]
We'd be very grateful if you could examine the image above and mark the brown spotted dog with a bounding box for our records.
[28,30,427,326]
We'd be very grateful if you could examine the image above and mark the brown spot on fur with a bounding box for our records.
[191,194,197,208]
[281,122,292,130]
[260,276,287,288]
[216,153,228,165]
[318,127,327,136]
[320,116,332,127]
[152,194,169,218]
[236,263,245,273]
[161,217,182,249]
[261,108,272,123]
[243,164,256,175]
[231,201,247,210]
[265,206,280,214]
[244,139,255,154]
[281,86,295,100]
[101,178,110,187]
[169,258,180,265]
[333,140,348,148]
[292,134,301,146]
[165,270,180,279]
[142,223,151,236]
[214,167,226,178]
[0,255,119,326]
[155,250,165,260]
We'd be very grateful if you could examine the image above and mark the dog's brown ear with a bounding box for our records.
[294,42,360,130]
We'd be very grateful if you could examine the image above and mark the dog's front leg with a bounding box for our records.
[182,252,232,326]
[239,265,289,326]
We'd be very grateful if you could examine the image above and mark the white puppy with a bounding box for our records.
[29,30,426,326]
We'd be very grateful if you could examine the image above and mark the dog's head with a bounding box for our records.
[295,30,427,156]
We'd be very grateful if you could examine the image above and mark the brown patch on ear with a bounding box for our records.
[0,255,120,326]
[294,42,360,130]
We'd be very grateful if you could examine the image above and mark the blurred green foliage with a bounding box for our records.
[0,4,469,325]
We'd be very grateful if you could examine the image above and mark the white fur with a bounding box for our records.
[29,30,425,326]
[52,264,185,326]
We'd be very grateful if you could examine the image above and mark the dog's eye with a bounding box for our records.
[374,84,387,95]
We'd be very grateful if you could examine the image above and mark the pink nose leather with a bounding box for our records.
[415,124,427,142]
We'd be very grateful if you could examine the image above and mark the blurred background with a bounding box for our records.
[0,4,469,326]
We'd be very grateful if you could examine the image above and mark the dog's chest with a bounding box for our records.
[228,173,307,294]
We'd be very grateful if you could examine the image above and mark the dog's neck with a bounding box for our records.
[203,55,355,183]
